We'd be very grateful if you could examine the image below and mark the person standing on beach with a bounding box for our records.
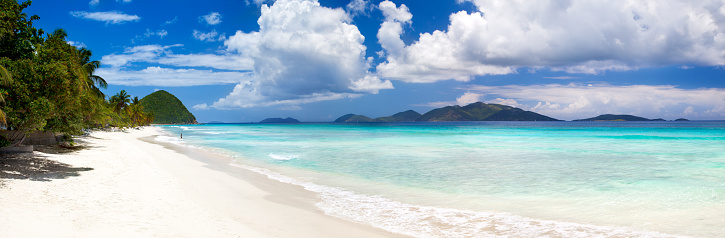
[181,133,182,139]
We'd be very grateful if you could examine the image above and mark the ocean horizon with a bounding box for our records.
[157,121,725,237]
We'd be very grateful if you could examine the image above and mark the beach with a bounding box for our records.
[0,127,402,237]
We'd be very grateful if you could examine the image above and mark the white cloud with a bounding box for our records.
[193,29,226,42]
[349,75,393,94]
[193,103,210,110]
[200,12,222,25]
[544,76,580,80]
[89,0,99,5]
[246,0,274,6]
[485,98,522,108]
[378,0,725,83]
[377,1,411,58]
[143,29,168,38]
[463,84,725,120]
[164,17,178,25]
[70,11,140,24]
[101,44,254,71]
[96,66,250,86]
[66,41,87,49]
[456,92,482,106]
[97,44,253,87]
[215,0,392,109]
[346,0,372,16]
[379,0,411,22]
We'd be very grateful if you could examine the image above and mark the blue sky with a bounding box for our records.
[26,0,725,122]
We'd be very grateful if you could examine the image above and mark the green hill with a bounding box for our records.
[334,114,375,122]
[374,110,421,122]
[139,90,197,124]
[417,102,560,121]
[573,114,663,121]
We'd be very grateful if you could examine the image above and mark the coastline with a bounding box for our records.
[0,127,403,237]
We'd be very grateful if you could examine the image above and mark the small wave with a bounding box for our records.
[231,164,684,238]
[154,135,183,145]
[268,153,297,161]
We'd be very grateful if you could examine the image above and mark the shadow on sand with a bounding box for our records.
[0,144,94,186]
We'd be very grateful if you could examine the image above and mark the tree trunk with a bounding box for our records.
[8,130,27,147]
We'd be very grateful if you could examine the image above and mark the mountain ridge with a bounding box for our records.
[334,102,560,122]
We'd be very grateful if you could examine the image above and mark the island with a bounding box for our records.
[259,117,301,123]
[334,102,560,122]
[573,114,668,121]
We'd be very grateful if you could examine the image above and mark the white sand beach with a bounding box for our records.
[0,127,402,237]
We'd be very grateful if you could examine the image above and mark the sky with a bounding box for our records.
[25,0,725,122]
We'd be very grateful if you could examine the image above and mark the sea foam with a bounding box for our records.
[268,153,297,161]
[232,164,683,238]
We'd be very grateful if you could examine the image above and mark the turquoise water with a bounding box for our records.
[158,122,725,237]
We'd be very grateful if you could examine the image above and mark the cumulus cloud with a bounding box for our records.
[214,0,392,109]
[200,12,222,25]
[377,0,725,83]
[462,84,725,120]
[70,11,140,24]
[193,29,226,42]
[377,1,412,58]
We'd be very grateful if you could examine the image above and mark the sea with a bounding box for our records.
[156,121,725,237]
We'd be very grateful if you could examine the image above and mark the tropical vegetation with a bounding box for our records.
[0,0,152,147]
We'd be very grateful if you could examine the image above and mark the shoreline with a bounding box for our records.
[0,127,403,237]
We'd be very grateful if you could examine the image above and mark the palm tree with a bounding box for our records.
[111,90,130,116]
[127,96,143,126]
[77,48,107,98]
[0,64,12,127]
[144,111,155,125]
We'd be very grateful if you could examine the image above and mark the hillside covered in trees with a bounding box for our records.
[139,90,197,124]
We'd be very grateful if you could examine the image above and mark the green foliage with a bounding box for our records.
[0,0,44,60]
[0,1,122,142]
[0,134,9,147]
[139,90,196,124]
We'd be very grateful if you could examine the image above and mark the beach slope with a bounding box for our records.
[0,127,400,237]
